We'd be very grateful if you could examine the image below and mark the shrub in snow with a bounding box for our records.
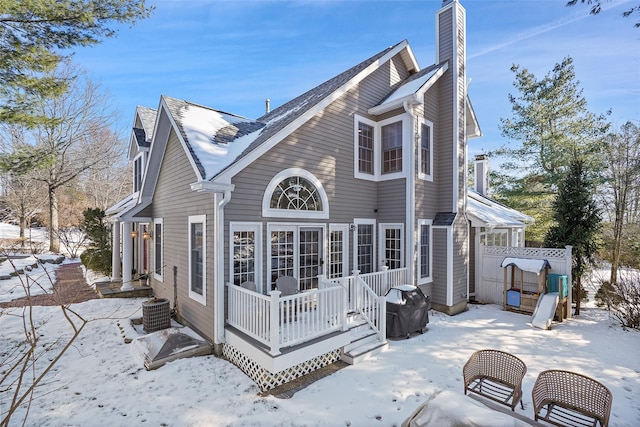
[596,274,640,330]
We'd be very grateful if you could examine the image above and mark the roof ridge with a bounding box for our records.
[257,40,408,123]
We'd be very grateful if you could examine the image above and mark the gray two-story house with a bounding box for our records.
[107,0,487,391]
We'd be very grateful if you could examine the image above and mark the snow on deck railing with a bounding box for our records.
[226,284,346,356]
[319,267,406,343]
[320,267,408,311]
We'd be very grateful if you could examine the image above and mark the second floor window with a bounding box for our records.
[358,122,374,174]
[134,156,143,192]
[354,114,407,181]
[382,121,402,174]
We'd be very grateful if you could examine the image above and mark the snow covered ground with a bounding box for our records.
[1,219,638,426]
[0,255,66,302]
[2,293,639,426]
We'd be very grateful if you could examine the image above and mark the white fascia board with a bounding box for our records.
[117,197,152,222]
[138,98,204,204]
[367,94,419,116]
[216,41,413,184]
[466,94,482,139]
[402,43,420,73]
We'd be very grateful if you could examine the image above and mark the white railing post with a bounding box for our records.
[269,290,281,356]
[352,269,360,311]
[565,245,573,319]
[381,265,389,295]
[317,274,326,289]
[341,284,349,331]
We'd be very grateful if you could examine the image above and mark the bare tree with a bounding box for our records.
[601,121,640,283]
[27,63,124,253]
[0,125,48,245]
[80,148,131,211]
[0,256,87,426]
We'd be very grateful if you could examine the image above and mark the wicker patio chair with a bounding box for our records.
[532,369,612,427]
[463,349,527,411]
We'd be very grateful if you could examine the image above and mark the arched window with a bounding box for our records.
[263,169,329,219]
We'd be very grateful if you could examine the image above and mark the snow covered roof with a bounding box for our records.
[105,192,139,219]
[137,106,157,146]
[162,96,264,180]
[156,40,418,182]
[369,62,448,115]
[500,257,550,274]
[467,191,533,229]
[222,40,413,178]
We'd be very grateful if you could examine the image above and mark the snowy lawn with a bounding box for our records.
[0,254,66,302]
[1,296,638,426]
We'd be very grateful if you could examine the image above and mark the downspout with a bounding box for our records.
[403,99,418,286]
[191,180,234,352]
[214,189,232,349]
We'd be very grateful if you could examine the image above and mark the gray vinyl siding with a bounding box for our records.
[223,53,413,290]
[415,91,439,217]
[376,180,406,223]
[431,227,448,306]
[435,7,455,213]
[452,213,468,306]
[148,127,216,341]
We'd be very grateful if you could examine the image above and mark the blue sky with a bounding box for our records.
[72,0,639,162]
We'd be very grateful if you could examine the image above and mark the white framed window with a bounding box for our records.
[188,215,206,305]
[133,153,145,192]
[381,121,403,174]
[418,118,433,181]
[379,223,404,270]
[329,224,350,279]
[267,223,326,291]
[153,218,163,282]
[354,218,376,274]
[418,219,433,284]
[357,120,375,175]
[482,230,508,247]
[230,222,262,292]
[353,114,409,181]
[262,168,329,219]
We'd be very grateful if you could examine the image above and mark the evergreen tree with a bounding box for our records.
[544,156,601,315]
[0,0,153,127]
[492,57,609,240]
[80,207,112,275]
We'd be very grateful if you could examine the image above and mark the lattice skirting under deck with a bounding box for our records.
[222,344,341,392]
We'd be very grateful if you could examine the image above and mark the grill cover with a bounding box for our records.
[385,285,430,338]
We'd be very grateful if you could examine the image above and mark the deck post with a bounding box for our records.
[381,265,389,294]
[269,290,281,356]
[341,284,349,331]
[352,269,360,311]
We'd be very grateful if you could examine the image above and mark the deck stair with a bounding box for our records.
[340,314,387,365]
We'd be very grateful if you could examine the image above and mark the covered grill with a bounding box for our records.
[385,285,430,338]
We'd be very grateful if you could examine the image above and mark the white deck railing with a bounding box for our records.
[227,267,406,356]
[353,276,386,342]
[319,267,408,311]
[226,284,347,356]
[319,267,407,342]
